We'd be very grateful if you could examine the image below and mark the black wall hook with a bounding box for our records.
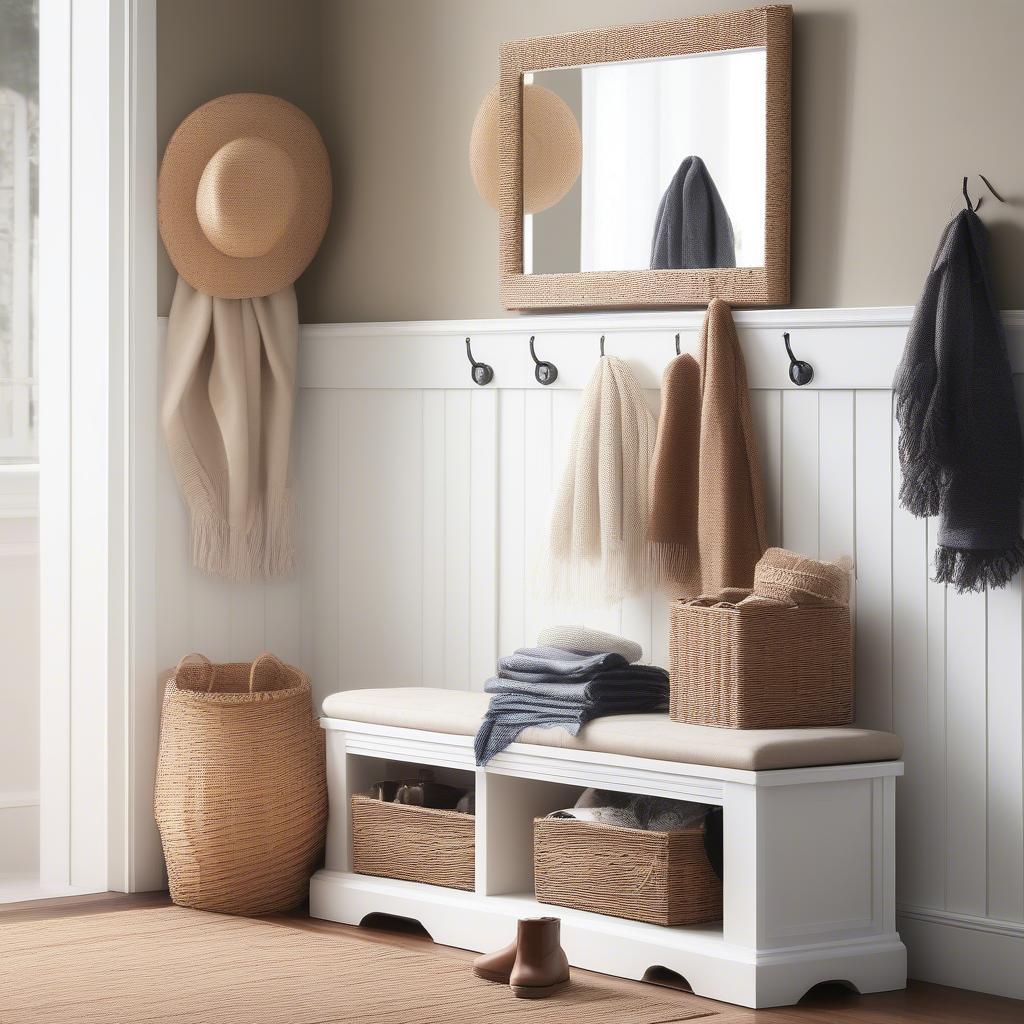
[675,332,682,356]
[465,337,493,386]
[529,336,558,385]
[599,335,606,357]
[783,332,813,386]
[963,174,1006,213]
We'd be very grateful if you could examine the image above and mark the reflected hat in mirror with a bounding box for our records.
[158,93,331,299]
[470,84,581,216]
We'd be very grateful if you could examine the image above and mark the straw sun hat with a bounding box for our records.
[470,84,582,216]
[158,93,331,300]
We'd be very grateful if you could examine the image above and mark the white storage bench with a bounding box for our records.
[310,688,906,1009]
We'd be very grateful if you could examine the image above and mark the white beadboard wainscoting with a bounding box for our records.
[154,307,1024,999]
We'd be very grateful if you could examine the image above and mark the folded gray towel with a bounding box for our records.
[498,646,628,679]
[485,667,669,700]
[474,647,669,765]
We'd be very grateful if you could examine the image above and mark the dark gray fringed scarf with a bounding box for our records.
[893,207,1024,593]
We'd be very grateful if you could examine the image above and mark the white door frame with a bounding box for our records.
[38,0,159,894]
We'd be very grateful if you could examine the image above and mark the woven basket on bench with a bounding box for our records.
[534,817,722,926]
[669,595,853,729]
[351,795,475,891]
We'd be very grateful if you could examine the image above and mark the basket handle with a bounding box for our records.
[174,652,217,693]
[248,652,288,693]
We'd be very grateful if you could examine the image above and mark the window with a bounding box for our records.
[0,0,38,464]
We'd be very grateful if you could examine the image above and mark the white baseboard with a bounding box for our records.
[898,905,1024,1001]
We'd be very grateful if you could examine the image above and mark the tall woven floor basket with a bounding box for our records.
[154,653,326,915]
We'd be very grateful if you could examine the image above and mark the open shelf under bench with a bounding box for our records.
[309,716,906,1009]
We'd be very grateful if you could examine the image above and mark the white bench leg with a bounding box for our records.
[722,775,906,1006]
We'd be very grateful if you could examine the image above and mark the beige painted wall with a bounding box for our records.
[159,0,1024,321]
[156,0,323,316]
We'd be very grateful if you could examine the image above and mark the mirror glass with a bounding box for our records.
[523,47,766,275]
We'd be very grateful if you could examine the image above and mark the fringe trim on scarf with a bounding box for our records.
[540,355,661,605]
[541,537,663,606]
[933,537,1024,594]
[894,387,943,518]
[190,492,295,582]
[648,542,698,594]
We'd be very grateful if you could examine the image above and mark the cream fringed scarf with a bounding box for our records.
[162,276,298,580]
[544,355,660,602]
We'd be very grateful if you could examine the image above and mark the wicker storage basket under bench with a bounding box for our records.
[533,817,722,926]
[350,794,475,891]
[670,594,853,729]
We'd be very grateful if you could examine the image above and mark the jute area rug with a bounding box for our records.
[0,906,718,1024]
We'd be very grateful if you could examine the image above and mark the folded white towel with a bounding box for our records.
[537,625,642,664]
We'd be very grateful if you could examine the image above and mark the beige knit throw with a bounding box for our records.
[693,298,768,593]
[162,276,297,580]
[648,352,701,595]
[544,355,659,602]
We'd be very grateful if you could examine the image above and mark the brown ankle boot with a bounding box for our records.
[509,917,570,999]
[472,934,518,984]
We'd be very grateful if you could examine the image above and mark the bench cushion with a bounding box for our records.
[321,687,902,772]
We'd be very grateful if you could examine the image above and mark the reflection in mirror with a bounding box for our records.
[524,47,766,276]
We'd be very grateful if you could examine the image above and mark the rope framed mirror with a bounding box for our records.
[498,6,792,310]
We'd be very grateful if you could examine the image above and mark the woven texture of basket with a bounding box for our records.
[534,818,721,926]
[351,795,475,891]
[669,596,853,729]
[154,653,326,915]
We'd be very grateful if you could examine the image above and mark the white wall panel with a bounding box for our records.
[497,390,527,659]
[985,375,1024,923]
[420,391,447,689]
[987,569,1024,922]
[853,391,893,732]
[469,391,499,691]
[265,575,302,668]
[781,389,819,556]
[749,389,782,548]
[522,390,554,649]
[944,586,989,917]
[922,516,949,909]
[891,419,931,909]
[443,391,473,690]
[298,389,339,707]
[338,390,425,692]
[818,391,855,563]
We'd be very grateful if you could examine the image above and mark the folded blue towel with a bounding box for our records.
[474,646,669,765]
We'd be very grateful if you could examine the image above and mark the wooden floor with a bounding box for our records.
[2,892,1020,1023]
